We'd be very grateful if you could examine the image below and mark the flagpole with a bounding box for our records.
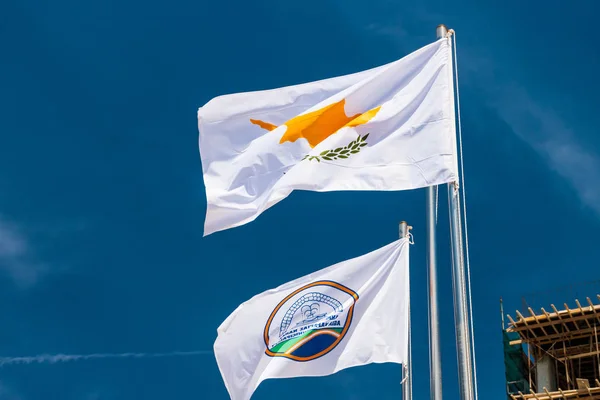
[448,181,474,400]
[400,221,412,400]
[446,28,476,399]
[425,25,446,400]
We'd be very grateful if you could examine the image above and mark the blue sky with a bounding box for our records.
[1,0,599,398]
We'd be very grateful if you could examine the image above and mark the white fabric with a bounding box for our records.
[214,239,410,400]
[199,38,457,236]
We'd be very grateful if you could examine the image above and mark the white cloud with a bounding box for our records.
[487,83,600,213]
[362,17,600,215]
[454,42,600,215]
[0,216,45,288]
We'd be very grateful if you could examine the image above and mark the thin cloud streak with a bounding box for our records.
[0,350,212,367]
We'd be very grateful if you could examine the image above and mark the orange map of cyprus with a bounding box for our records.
[250,99,380,148]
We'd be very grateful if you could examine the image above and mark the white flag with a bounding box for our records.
[214,238,410,400]
[199,38,457,236]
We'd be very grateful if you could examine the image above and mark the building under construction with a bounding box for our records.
[503,295,600,399]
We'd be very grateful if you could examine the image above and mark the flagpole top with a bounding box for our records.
[399,221,412,239]
[436,24,448,39]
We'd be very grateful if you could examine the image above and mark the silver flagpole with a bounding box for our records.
[400,221,412,400]
[426,25,445,400]
[449,181,474,400]
[446,24,475,399]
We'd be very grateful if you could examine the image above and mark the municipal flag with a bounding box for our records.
[214,238,411,399]
[199,38,457,236]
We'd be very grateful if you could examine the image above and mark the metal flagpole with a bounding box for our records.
[444,22,475,399]
[400,221,412,400]
[426,26,445,400]
[449,180,475,400]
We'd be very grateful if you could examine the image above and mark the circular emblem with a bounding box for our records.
[263,280,359,362]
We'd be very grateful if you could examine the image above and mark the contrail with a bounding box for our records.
[0,350,212,367]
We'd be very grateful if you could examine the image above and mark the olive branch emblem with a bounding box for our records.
[302,134,369,162]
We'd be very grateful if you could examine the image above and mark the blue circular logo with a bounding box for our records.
[263,280,359,362]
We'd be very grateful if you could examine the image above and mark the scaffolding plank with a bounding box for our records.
[576,300,593,329]
[517,310,539,338]
[586,298,600,326]
[531,307,551,336]
[543,307,562,335]
[510,306,599,333]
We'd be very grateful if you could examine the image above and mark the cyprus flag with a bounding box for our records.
[198,38,457,236]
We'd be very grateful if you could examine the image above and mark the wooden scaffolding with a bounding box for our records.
[505,295,600,399]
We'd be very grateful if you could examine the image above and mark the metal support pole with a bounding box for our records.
[427,185,443,400]
[448,181,475,400]
[500,297,505,330]
[425,25,447,400]
[439,22,476,400]
[400,221,412,400]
